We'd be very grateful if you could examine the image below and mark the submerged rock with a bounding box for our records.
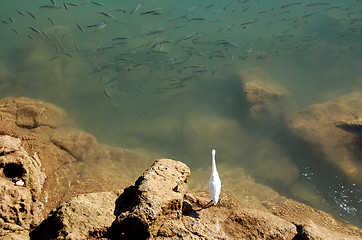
[287,91,362,182]
[238,68,290,118]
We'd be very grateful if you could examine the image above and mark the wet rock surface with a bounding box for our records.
[0,97,361,240]
[287,91,362,182]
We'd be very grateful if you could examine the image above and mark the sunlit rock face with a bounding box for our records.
[0,97,361,239]
[0,97,150,239]
[287,91,362,183]
[0,135,44,239]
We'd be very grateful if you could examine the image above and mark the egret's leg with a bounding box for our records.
[196,200,213,211]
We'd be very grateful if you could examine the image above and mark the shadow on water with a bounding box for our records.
[265,124,362,227]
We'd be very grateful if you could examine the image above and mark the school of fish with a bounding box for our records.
[1,0,361,104]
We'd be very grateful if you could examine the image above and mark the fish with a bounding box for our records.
[48,17,56,25]
[183,64,205,69]
[112,36,131,41]
[28,26,41,34]
[49,55,59,60]
[77,23,84,32]
[168,15,187,22]
[188,17,207,22]
[305,2,330,7]
[16,10,25,16]
[130,3,142,14]
[116,57,135,63]
[74,42,79,51]
[98,12,115,19]
[140,8,163,15]
[61,52,73,58]
[26,11,37,19]
[39,5,61,9]
[90,1,104,7]
[87,21,107,30]
[240,19,257,28]
[104,88,112,100]
[145,28,168,35]
[65,2,80,7]
[205,3,216,9]
[281,3,301,8]
[96,46,116,52]
[94,64,103,71]
[11,28,18,34]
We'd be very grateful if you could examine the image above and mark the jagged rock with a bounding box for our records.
[31,192,117,240]
[0,135,21,154]
[263,198,362,240]
[0,178,32,238]
[297,220,361,240]
[336,118,362,132]
[1,97,361,240]
[0,97,149,239]
[0,135,45,238]
[287,91,362,182]
[0,136,44,201]
[111,158,191,239]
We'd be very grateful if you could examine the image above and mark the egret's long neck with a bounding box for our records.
[212,150,217,173]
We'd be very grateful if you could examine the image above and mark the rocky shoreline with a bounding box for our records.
[0,97,361,239]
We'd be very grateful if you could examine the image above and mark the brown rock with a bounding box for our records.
[0,178,32,237]
[263,198,362,239]
[0,136,44,200]
[14,98,68,129]
[31,192,117,240]
[224,208,297,239]
[238,68,290,118]
[0,135,21,154]
[111,158,191,239]
[50,131,98,161]
[297,220,361,240]
[287,91,362,182]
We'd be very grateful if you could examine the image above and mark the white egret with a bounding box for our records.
[209,147,221,205]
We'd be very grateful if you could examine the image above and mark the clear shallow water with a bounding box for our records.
[0,0,361,226]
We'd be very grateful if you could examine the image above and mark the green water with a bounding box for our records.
[0,0,361,226]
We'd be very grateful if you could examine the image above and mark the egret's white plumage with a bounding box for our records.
[209,148,221,205]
